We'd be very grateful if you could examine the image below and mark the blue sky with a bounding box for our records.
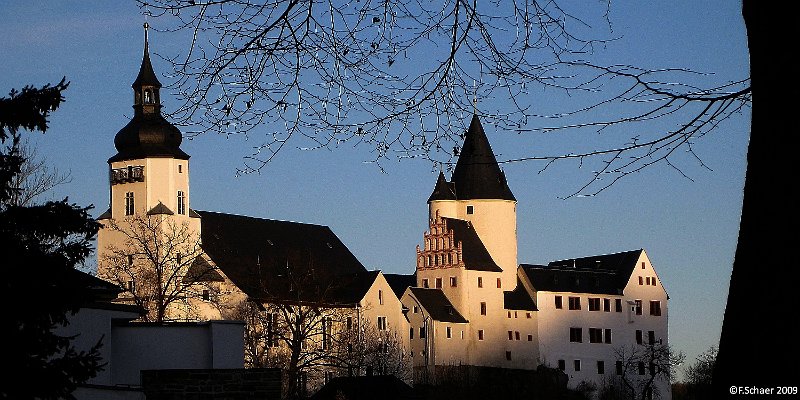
[0,1,749,380]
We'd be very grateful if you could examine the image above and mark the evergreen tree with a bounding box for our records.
[1,79,104,399]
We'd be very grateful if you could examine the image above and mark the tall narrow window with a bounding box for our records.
[420,326,426,338]
[127,254,133,266]
[409,327,414,339]
[497,278,502,288]
[615,299,623,312]
[422,279,429,288]
[480,302,487,316]
[506,351,512,361]
[178,164,183,173]
[377,316,387,331]
[603,298,611,312]
[177,191,186,215]
[378,290,383,305]
[636,330,643,345]
[478,330,484,340]
[558,360,566,371]
[574,360,581,372]
[346,316,353,330]
[446,326,452,338]
[450,277,457,287]
[597,361,605,374]
[555,295,563,309]
[477,277,483,288]
[616,361,623,375]
[648,330,656,345]
[649,300,662,316]
[635,300,643,315]
[125,192,135,215]
[435,277,442,288]
[604,329,612,344]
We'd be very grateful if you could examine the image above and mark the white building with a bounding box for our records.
[397,115,670,398]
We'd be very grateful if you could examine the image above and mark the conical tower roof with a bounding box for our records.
[131,22,162,89]
[429,115,515,201]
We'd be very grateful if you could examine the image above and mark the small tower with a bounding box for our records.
[104,22,191,221]
[427,115,518,287]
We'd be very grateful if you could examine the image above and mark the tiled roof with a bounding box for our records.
[197,211,368,305]
[521,249,643,295]
[443,217,502,272]
[384,273,416,299]
[504,280,538,311]
[408,287,468,323]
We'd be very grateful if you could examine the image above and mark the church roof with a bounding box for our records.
[520,249,644,295]
[407,287,468,323]
[443,217,502,272]
[132,23,162,89]
[429,115,515,202]
[196,211,368,305]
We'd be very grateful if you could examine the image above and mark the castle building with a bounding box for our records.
[399,115,670,398]
[96,26,670,398]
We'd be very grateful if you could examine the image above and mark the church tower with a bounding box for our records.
[102,23,192,222]
[426,115,517,287]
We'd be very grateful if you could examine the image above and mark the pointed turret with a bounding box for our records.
[428,114,515,202]
[109,22,188,163]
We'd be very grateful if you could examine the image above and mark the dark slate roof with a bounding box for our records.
[444,217,502,272]
[324,270,381,305]
[66,268,123,302]
[408,287,468,323]
[184,256,225,283]
[147,202,174,215]
[310,375,416,400]
[109,26,188,163]
[520,249,644,295]
[189,208,201,218]
[384,273,416,299]
[429,115,515,201]
[504,280,538,311]
[427,171,456,202]
[197,211,368,304]
[97,208,112,220]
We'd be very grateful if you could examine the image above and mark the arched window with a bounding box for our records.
[144,89,153,104]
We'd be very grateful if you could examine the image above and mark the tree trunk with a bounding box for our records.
[714,0,795,391]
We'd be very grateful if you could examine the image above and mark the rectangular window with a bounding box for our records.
[347,316,353,330]
[422,279,429,288]
[569,327,583,343]
[127,254,133,266]
[377,316,387,331]
[436,277,442,288]
[466,205,474,214]
[527,334,533,341]
[597,361,605,374]
[446,326,452,339]
[555,295,563,309]
[635,300,643,315]
[648,330,656,345]
[616,361,623,375]
[420,327,426,339]
[497,278,502,288]
[506,351,512,361]
[589,328,603,343]
[477,277,483,288]
[526,312,531,319]
[125,192,135,215]
[639,276,644,285]
[478,330,484,340]
[603,298,611,312]
[574,360,581,372]
[515,331,520,341]
[507,311,512,318]
[588,298,601,311]
[645,277,651,285]
[604,329,612,344]
[615,299,623,312]
[178,164,182,173]
[480,302,487,315]
[177,190,186,215]
[651,276,657,286]
[202,289,210,301]
[649,300,662,316]
[568,297,581,310]
[409,327,414,340]
[636,330,643,345]
[558,360,566,371]
[508,331,514,340]
[641,262,646,269]
[378,290,383,305]
[450,277,457,287]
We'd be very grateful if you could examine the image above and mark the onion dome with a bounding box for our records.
[109,22,189,163]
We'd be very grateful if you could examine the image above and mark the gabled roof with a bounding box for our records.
[147,202,174,215]
[408,287,468,323]
[97,208,112,220]
[197,211,367,304]
[384,273,416,299]
[429,115,515,202]
[520,249,644,295]
[504,279,538,311]
[443,217,501,272]
[184,256,225,283]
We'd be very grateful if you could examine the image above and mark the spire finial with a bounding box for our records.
[143,22,150,50]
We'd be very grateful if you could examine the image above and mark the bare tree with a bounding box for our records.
[138,0,748,196]
[7,139,70,207]
[98,213,225,322]
[607,343,684,400]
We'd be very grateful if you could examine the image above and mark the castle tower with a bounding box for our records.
[427,114,517,287]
